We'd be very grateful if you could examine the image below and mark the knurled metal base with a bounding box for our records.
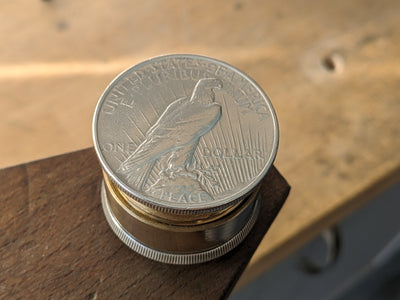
[101,181,260,265]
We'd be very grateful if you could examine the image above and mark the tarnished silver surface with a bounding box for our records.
[93,54,278,214]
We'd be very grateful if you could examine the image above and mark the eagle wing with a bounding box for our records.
[117,97,188,174]
[117,96,221,189]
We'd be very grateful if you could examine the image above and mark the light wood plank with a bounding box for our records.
[1,0,399,287]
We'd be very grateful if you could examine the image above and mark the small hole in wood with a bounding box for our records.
[234,2,243,10]
[322,56,336,71]
[321,53,344,74]
[57,20,68,31]
[87,291,97,299]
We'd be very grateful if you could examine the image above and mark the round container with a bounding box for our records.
[93,54,278,264]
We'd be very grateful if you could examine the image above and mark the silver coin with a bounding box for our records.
[93,54,278,213]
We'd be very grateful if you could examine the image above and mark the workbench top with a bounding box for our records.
[1,0,399,287]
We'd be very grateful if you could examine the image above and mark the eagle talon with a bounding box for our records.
[193,169,219,189]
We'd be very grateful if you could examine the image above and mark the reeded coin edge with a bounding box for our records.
[93,53,279,213]
[101,181,260,265]
[107,171,249,215]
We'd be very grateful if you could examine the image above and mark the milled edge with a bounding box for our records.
[101,181,260,265]
[108,174,249,215]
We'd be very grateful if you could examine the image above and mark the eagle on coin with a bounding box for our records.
[118,78,223,191]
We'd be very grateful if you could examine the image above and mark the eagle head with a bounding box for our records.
[190,78,223,104]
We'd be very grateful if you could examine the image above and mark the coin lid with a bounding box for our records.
[93,54,278,214]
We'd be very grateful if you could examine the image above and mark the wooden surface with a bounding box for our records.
[1,0,399,287]
[0,149,289,299]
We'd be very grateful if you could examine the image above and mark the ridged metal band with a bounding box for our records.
[101,181,260,265]
[105,171,249,216]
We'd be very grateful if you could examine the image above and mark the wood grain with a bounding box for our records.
[1,0,399,287]
[0,148,289,299]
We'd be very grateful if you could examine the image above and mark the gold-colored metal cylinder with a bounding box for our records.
[104,172,246,226]
[102,173,260,257]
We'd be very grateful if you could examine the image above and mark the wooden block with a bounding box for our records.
[0,148,289,299]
